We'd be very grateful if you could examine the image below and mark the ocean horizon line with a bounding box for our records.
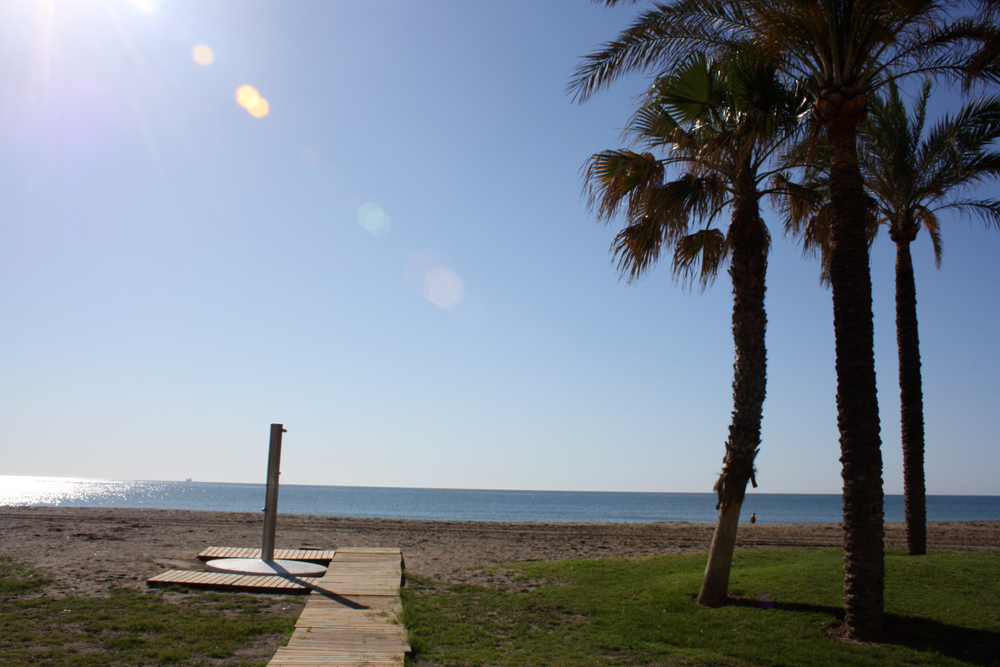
[3,476,999,524]
[3,475,997,498]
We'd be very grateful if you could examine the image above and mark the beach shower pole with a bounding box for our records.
[205,422,319,578]
[261,423,285,562]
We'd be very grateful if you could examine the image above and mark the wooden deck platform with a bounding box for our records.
[147,547,409,665]
[147,569,316,590]
[197,546,337,562]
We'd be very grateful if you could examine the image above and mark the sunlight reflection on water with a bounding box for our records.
[0,477,160,507]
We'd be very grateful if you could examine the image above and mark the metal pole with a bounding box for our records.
[261,423,285,561]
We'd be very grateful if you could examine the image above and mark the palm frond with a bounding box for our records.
[569,0,754,102]
[936,199,1000,231]
[582,150,666,222]
[770,172,826,237]
[672,227,729,290]
[611,215,672,283]
[914,206,944,267]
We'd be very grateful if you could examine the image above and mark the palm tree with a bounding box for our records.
[571,0,997,639]
[584,53,805,606]
[858,81,1000,554]
[782,81,1000,557]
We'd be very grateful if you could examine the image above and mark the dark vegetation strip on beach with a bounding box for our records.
[0,556,301,667]
[402,548,1000,667]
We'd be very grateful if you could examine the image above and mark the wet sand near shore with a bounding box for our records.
[2,506,998,598]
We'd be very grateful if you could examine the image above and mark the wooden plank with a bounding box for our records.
[313,581,399,588]
[293,616,402,626]
[274,648,405,656]
[270,660,402,664]
[148,569,317,591]
[320,570,400,576]
[274,653,404,656]
[273,651,404,656]
[268,656,403,667]
[309,589,399,596]
[294,615,402,625]
[276,652,405,658]
[286,641,409,649]
[314,583,399,590]
[303,593,402,608]
[286,629,407,640]
[286,639,409,649]
[198,546,336,562]
[295,611,402,622]
[307,594,401,605]
[270,660,402,666]
[319,568,400,575]
[288,625,407,635]
[271,661,402,664]
[273,656,404,661]
[283,648,409,656]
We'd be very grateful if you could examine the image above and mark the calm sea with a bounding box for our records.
[1,476,998,524]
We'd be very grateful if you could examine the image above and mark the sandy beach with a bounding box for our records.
[2,506,998,598]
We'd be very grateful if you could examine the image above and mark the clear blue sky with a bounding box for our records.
[2,0,997,495]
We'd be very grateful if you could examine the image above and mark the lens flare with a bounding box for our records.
[192,44,214,66]
[357,203,390,236]
[236,85,269,118]
[424,268,463,308]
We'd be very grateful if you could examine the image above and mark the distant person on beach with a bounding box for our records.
[750,512,756,524]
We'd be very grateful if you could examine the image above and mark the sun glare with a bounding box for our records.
[192,44,214,66]
[236,84,269,118]
[124,0,157,13]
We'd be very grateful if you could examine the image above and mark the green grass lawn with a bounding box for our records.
[401,548,1000,667]
[0,556,302,667]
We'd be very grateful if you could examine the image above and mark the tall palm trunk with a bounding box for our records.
[697,191,767,607]
[824,105,885,641]
[893,234,927,555]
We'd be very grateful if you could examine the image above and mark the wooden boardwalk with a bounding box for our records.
[269,547,408,666]
[147,547,409,666]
